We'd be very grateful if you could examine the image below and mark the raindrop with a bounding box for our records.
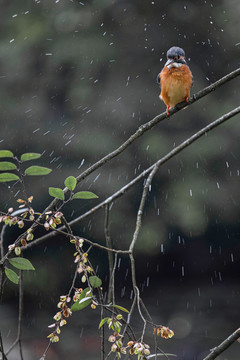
[218,272,222,281]
[198,288,201,296]
[33,128,40,133]
[230,253,234,262]
[14,190,20,198]
[45,53,53,56]
[161,244,164,253]
[146,277,150,287]
[216,182,220,189]
[181,266,185,277]
[9,39,15,43]
[93,173,101,182]
[189,189,192,197]
[121,286,125,297]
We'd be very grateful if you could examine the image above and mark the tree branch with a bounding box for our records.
[202,328,240,360]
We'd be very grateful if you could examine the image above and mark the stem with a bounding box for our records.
[104,204,115,304]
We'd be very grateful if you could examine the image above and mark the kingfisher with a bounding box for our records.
[157,46,193,116]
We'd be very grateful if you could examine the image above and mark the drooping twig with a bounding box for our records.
[125,163,161,340]
[202,328,240,360]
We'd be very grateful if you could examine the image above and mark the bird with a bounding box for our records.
[157,46,193,116]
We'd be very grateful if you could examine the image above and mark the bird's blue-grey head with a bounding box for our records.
[167,46,185,60]
[164,46,187,68]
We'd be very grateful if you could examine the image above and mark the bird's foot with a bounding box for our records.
[166,106,170,116]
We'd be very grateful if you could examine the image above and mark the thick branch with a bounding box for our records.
[202,328,240,360]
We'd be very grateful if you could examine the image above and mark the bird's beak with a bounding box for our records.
[165,59,174,67]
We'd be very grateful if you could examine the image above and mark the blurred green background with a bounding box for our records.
[1,0,240,359]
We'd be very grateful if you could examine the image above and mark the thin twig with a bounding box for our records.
[18,269,24,360]
[202,328,240,360]
[6,269,24,358]
[135,287,147,342]
[129,164,160,343]
[104,204,115,304]
[0,330,8,360]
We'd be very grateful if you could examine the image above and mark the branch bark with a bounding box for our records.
[202,328,240,360]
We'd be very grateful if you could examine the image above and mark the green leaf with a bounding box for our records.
[64,176,77,191]
[9,257,35,270]
[71,287,92,312]
[25,166,52,176]
[0,150,14,158]
[89,275,102,288]
[0,173,19,182]
[0,162,17,171]
[111,304,129,313]
[5,268,19,284]
[99,317,109,328]
[21,153,41,162]
[72,191,98,200]
[49,187,65,201]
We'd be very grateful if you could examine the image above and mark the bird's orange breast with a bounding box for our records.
[160,64,192,108]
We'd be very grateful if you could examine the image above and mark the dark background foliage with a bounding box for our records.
[0,1,240,359]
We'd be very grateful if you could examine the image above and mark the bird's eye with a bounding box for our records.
[177,55,180,59]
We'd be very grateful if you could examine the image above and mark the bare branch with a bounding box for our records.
[202,328,240,360]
